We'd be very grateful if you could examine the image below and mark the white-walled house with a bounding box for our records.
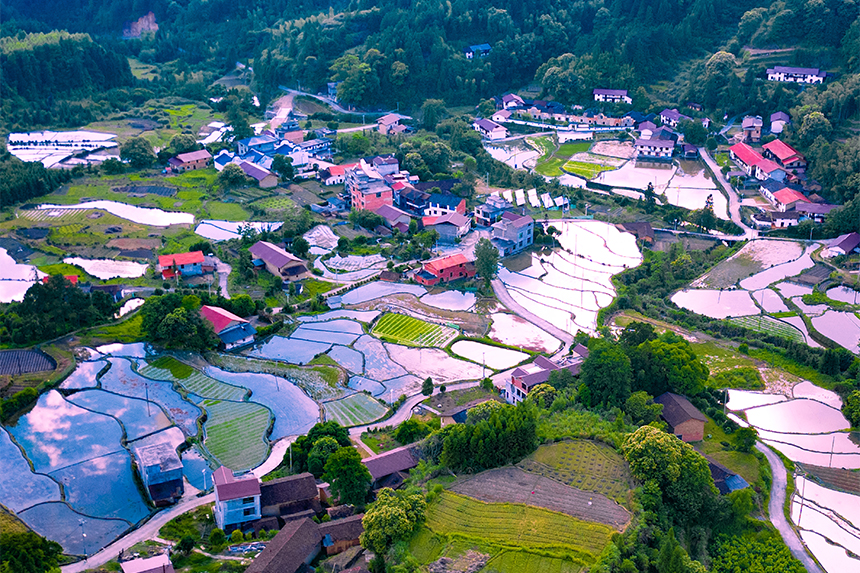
[473,118,508,140]
[213,467,261,531]
[593,89,632,105]
[766,66,826,84]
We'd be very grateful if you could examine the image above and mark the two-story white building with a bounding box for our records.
[490,212,534,256]
[213,467,261,532]
[766,66,826,84]
[634,138,674,160]
[472,118,508,140]
[593,89,632,105]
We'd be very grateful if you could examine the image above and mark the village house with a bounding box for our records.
[167,149,212,171]
[134,443,184,506]
[504,346,588,404]
[244,518,321,573]
[770,111,790,134]
[741,116,763,143]
[237,134,278,156]
[754,158,786,182]
[708,458,750,495]
[425,193,466,217]
[346,160,393,211]
[372,155,400,176]
[213,467,262,532]
[319,163,358,186]
[414,253,476,286]
[425,212,471,243]
[759,179,808,211]
[472,118,508,140]
[475,192,511,226]
[491,109,512,123]
[593,88,632,105]
[766,66,826,84]
[762,139,807,172]
[200,305,257,350]
[158,251,204,280]
[120,554,175,573]
[499,93,525,109]
[362,446,419,490]
[659,108,692,128]
[374,204,411,233]
[638,121,657,138]
[377,114,409,135]
[318,514,365,556]
[396,187,431,215]
[795,202,838,223]
[616,222,655,246]
[249,240,307,280]
[635,138,674,160]
[687,102,704,112]
[728,142,764,176]
[259,472,322,522]
[491,211,534,256]
[465,43,492,59]
[753,210,802,228]
[239,161,278,189]
[654,393,706,442]
[823,232,860,258]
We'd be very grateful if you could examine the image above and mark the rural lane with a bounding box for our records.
[698,147,758,240]
[491,278,574,345]
[755,442,824,573]
[214,257,231,299]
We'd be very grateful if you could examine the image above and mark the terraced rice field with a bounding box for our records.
[200,399,271,470]
[485,551,584,573]
[252,196,298,211]
[140,357,248,401]
[518,440,634,505]
[562,160,616,179]
[727,315,805,342]
[324,393,388,426]
[371,313,457,347]
[426,492,612,566]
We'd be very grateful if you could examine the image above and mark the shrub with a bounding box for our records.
[209,528,226,546]
[230,529,244,543]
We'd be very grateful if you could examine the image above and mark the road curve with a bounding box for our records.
[491,278,574,345]
[698,147,758,240]
[755,442,824,573]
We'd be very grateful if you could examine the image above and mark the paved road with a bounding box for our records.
[698,146,758,240]
[491,278,574,345]
[214,258,232,299]
[755,442,824,573]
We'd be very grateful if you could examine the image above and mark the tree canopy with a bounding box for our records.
[323,446,372,507]
[360,487,426,555]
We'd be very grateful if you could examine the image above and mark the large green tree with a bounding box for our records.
[474,238,499,286]
[629,335,709,397]
[307,436,341,477]
[360,488,426,555]
[120,137,155,169]
[580,340,633,408]
[323,447,371,506]
[0,531,62,573]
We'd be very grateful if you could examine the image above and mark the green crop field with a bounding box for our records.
[423,492,612,568]
[252,196,299,212]
[534,158,566,177]
[562,160,616,179]
[518,440,633,504]
[557,141,592,156]
[371,313,457,347]
[141,357,248,401]
[485,550,584,573]
[727,315,805,343]
[325,393,388,427]
[229,187,273,203]
[206,202,248,220]
[201,399,271,471]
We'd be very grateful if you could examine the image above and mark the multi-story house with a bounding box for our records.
[213,467,261,532]
[345,160,393,212]
[490,212,534,256]
[766,66,826,84]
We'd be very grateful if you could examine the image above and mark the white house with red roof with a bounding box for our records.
[213,466,262,531]
[762,139,807,172]
[754,158,786,181]
[158,251,205,279]
[319,163,358,186]
[728,142,764,176]
[200,305,257,349]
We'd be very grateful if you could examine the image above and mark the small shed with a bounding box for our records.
[654,392,706,442]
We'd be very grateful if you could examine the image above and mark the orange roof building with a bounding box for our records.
[415,253,476,286]
[158,251,205,279]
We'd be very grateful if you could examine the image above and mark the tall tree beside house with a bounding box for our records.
[272,154,294,181]
[474,238,499,287]
[307,436,342,478]
[323,446,371,507]
[579,339,633,408]
[360,488,426,555]
[120,137,156,169]
[218,163,250,188]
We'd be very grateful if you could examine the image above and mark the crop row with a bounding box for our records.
[728,315,805,343]
[202,399,271,471]
[325,394,387,427]
[140,359,247,401]
[372,313,455,347]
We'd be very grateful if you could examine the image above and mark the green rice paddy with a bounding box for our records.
[371,313,457,347]
[200,399,271,471]
[727,315,805,343]
[324,393,388,427]
[561,160,616,180]
[141,357,248,401]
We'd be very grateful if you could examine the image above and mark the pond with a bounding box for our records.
[751,289,789,313]
[328,345,365,374]
[66,390,171,441]
[0,247,43,303]
[51,449,151,523]
[204,366,319,440]
[60,360,107,390]
[249,336,332,365]
[671,289,759,319]
[779,315,822,348]
[0,427,60,513]
[340,282,426,305]
[420,290,476,311]
[743,399,849,434]
[17,502,130,555]
[38,200,194,227]
[96,342,148,358]
[738,243,816,290]
[63,257,147,279]
[194,220,283,241]
[99,358,201,436]
[484,144,540,169]
[348,376,386,396]
[793,381,842,408]
[6,390,124,473]
[298,310,380,323]
[488,313,561,353]
[813,311,860,353]
[450,340,529,370]
[726,390,786,411]
[826,285,860,305]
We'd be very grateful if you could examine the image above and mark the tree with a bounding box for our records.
[734,427,758,452]
[526,383,556,408]
[580,340,633,408]
[393,418,431,444]
[421,99,447,130]
[209,528,226,547]
[219,163,249,188]
[230,294,256,317]
[466,400,504,424]
[474,238,499,286]
[177,535,196,555]
[323,447,371,506]
[629,336,709,397]
[0,532,62,573]
[170,134,198,155]
[706,137,718,151]
[678,120,707,146]
[842,390,860,428]
[308,436,342,477]
[421,377,433,396]
[360,488,426,555]
[624,391,663,426]
[230,529,244,543]
[331,55,372,105]
[547,368,577,391]
[291,237,310,259]
[120,136,155,169]
[798,111,832,144]
[272,154,294,181]
[619,321,657,348]
[101,157,125,174]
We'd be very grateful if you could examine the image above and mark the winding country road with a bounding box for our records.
[698,146,758,240]
[490,278,574,346]
[755,442,824,573]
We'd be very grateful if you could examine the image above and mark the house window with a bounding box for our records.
[243,508,255,516]
[242,497,255,505]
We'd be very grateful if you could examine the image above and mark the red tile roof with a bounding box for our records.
[324,163,358,177]
[200,305,248,334]
[763,139,803,162]
[158,251,204,268]
[42,275,78,285]
[213,466,260,501]
[729,142,763,167]
[773,188,808,206]
[756,159,782,173]
[424,253,470,274]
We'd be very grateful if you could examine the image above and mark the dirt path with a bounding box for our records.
[699,147,757,239]
[491,278,574,345]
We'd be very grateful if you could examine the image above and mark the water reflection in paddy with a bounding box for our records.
[671,289,759,319]
[743,399,849,434]
[0,427,60,512]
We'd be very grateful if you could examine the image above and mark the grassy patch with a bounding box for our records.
[324,393,388,427]
[308,353,338,367]
[518,440,633,505]
[295,279,340,302]
[747,347,835,388]
[0,506,30,535]
[534,158,566,177]
[361,427,402,454]
[691,341,758,372]
[205,202,248,221]
[160,504,215,541]
[82,314,144,344]
[557,142,592,156]
[422,387,500,411]
[727,316,805,343]
[696,419,761,486]
[372,313,456,347]
[709,367,764,390]
[562,160,615,179]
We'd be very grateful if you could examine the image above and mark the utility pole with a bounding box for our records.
[145,381,150,417]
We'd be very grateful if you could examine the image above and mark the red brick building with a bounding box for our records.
[654,392,707,442]
[167,149,212,171]
[414,253,476,286]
